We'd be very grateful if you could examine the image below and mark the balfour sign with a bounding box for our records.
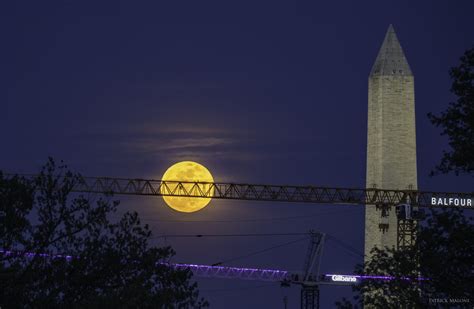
[431,197,472,207]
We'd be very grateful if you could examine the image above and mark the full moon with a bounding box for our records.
[160,161,214,213]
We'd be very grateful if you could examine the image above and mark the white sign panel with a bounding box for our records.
[331,275,357,282]
[431,197,472,207]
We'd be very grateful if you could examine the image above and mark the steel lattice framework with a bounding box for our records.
[64,176,470,255]
[4,174,472,256]
[7,174,471,208]
[168,263,290,282]
[164,263,421,285]
[63,176,473,208]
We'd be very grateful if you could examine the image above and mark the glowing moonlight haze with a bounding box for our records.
[160,161,214,213]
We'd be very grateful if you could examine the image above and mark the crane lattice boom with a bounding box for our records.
[6,174,472,208]
[65,176,473,208]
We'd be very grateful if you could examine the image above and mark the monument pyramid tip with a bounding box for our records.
[370,25,413,76]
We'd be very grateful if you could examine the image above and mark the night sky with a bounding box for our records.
[2,1,474,307]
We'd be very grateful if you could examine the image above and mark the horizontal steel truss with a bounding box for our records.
[167,263,354,286]
[0,250,419,285]
[6,174,471,208]
[166,264,389,286]
[65,176,472,208]
[168,263,290,282]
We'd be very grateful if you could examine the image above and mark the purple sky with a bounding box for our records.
[2,1,473,307]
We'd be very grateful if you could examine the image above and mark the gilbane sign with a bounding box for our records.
[331,275,357,282]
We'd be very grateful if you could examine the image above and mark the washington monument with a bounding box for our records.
[365,25,418,259]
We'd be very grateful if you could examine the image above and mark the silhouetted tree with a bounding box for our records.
[428,47,474,175]
[335,209,474,308]
[0,158,208,308]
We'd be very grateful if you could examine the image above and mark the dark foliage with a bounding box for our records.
[335,209,474,308]
[428,47,474,175]
[0,158,208,308]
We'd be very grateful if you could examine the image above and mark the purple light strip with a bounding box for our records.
[324,274,428,281]
[171,263,289,274]
[0,250,427,282]
[0,249,74,261]
[167,263,290,282]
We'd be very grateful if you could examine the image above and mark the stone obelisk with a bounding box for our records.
[365,25,418,260]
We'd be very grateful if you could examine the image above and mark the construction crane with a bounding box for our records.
[73,176,472,250]
[3,174,448,307]
[171,230,329,309]
[167,230,423,309]
[4,174,473,250]
[0,242,424,309]
[1,237,359,309]
[294,231,325,309]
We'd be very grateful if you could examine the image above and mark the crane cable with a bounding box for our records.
[211,236,309,266]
